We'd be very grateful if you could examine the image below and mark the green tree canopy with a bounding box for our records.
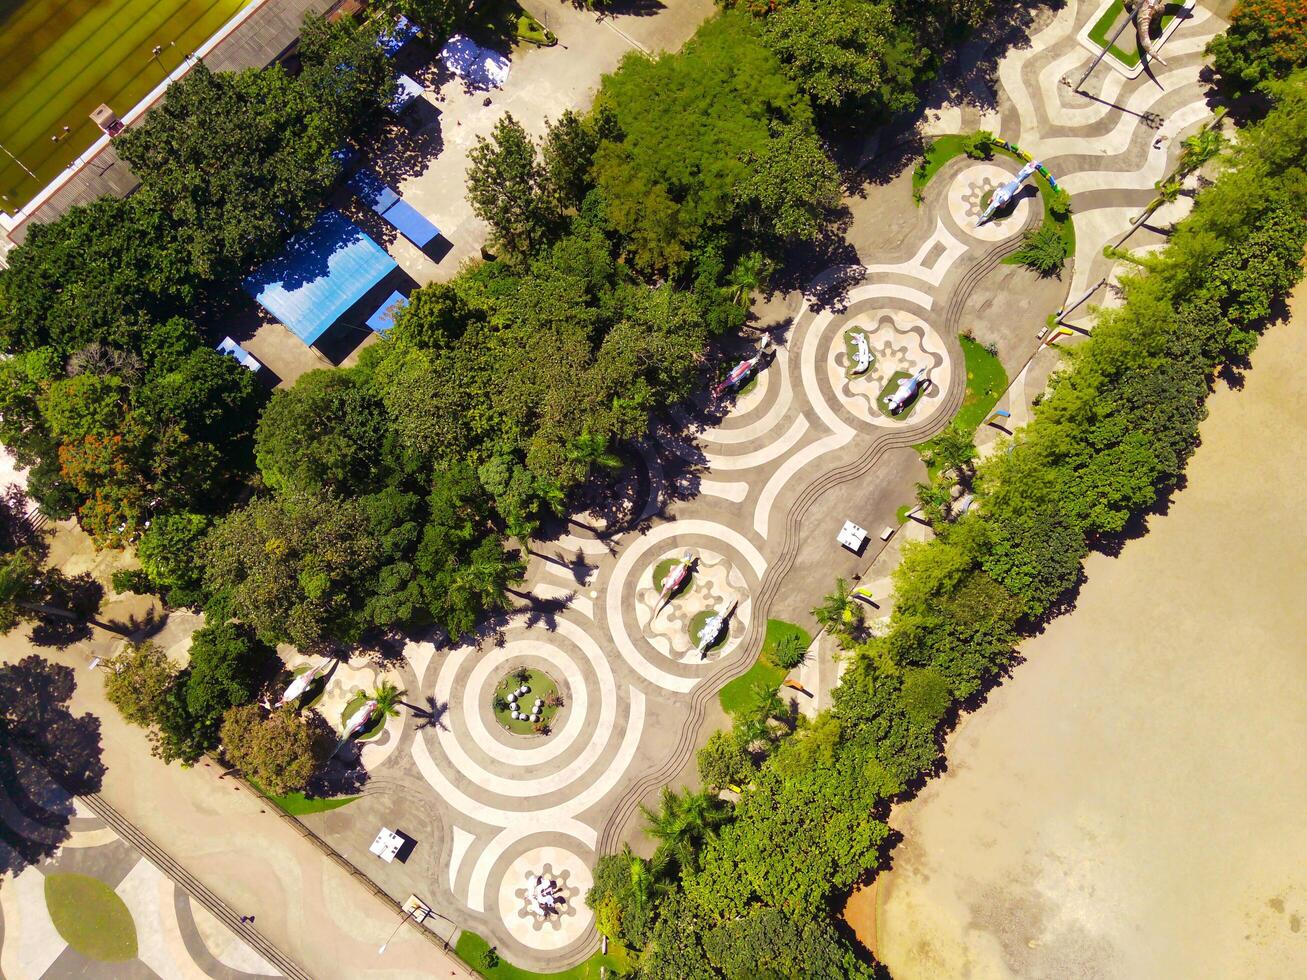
[219,705,328,795]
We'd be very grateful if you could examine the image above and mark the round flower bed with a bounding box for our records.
[493,669,561,735]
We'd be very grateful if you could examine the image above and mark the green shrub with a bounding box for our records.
[111,569,153,595]
[1012,224,1069,275]
[767,631,807,669]
[962,130,994,159]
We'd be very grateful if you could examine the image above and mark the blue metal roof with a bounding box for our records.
[243,211,397,347]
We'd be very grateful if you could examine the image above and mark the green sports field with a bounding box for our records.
[0,0,250,212]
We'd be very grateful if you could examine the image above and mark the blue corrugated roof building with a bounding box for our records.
[243,211,397,347]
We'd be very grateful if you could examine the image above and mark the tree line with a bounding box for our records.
[585,66,1307,979]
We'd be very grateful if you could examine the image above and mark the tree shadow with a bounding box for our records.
[403,695,450,732]
[0,656,105,878]
[510,589,577,632]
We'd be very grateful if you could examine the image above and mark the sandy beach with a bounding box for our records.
[870,285,1307,978]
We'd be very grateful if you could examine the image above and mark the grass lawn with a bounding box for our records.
[1086,0,1185,69]
[247,778,360,816]
[515,11,556,46]
[912,133,970,200]
[954,336,1009,432]
[45,873,138,961]
[455,930,633,979]
[718,619,811,715]
[0,0,250,209]
[915,336,1007,476]
[493,668,560,735]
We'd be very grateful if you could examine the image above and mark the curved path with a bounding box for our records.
[310,1,1226,969]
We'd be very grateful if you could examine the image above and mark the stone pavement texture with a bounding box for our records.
[0,617,474,980]
[296,3,1226,970]
[3,0,1227,973]
[0,746,280,980]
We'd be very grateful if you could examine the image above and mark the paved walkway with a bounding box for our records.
[0,617,473,980]
[360,0,716,287]
[312,3,1225,969]
[1,747,286,980]
[3,0,1227,973]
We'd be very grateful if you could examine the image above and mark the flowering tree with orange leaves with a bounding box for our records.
[1208,0,1307,99]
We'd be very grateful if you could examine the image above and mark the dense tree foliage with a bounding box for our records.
[1208,0,1307,101]
[219,704,330,795]
[102,625,274,764]
[592,12,840,273]
[117,17,393,280]
[0,14,388,550]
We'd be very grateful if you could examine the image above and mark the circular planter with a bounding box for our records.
[493,669,561,735]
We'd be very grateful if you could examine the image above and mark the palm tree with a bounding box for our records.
[749,682,786,725]
[1179,126,1223,175]
[925,422,978,485]
[1133,177,1183,228]
[640,787,730,874]
[567,426,623,478]
[617,843,665,915]
[454,538,527,615]
[726,251,768,307]
[371,679,406,718]
[915,478,954,527]
[810,580,862,640]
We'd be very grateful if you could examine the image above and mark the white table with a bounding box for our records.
[370,827,405,863]
[837,520,868,552]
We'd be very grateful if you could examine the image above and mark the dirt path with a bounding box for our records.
[870,286,1307,978]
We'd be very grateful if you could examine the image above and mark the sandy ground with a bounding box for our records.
[869,285,1307,978]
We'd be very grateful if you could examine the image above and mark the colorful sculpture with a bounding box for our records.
[526,873,567,917]
[884,369,928,414]
[713,337,773,399]
[696,600,738,659]
[654,551,694,617]
[978,161,1040,226]
[1126,0,1167,66]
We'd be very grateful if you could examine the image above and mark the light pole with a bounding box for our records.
[378,906,415,955]
[151,42,175,75]
[0,141,37,181]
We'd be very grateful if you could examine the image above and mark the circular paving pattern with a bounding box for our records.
[497,846,593,951]
[946,162,1037,241]
[634,547,750,663]
[439,632,601,780]
[825,308,950,428]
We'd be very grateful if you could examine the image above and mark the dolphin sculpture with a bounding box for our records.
[343,699,378,740]
[712,337,773,399]
[654,551,694,617]
[978,160,1040,225]
[277,661,327,707]
[696,600,738,659]
[884,369,929,414]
